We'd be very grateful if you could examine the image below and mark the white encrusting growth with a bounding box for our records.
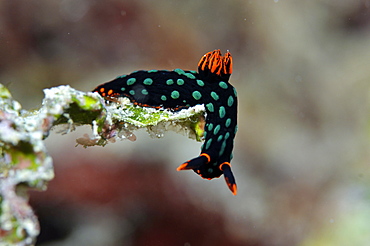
[0,84,205,245]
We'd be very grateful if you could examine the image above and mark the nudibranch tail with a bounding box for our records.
[178,154,238,195]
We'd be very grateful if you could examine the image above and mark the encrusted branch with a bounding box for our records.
[0,84,205,245]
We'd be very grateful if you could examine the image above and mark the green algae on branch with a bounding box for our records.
[0,84,205,245]
[40,85,206,145]
[71,89,206,146]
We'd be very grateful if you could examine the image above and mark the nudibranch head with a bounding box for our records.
[198,50,233,82]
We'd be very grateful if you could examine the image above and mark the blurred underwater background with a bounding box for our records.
[1,0,370,245]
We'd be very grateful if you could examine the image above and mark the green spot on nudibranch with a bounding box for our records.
[174,68,186,75]
[129,90,135,95]
[143,78,153,85]
[205,138,212,150]
[227,96,234,107]
[161,95,167,101]
[206,103,214,112]
[207,123,214,131]
[148,69,158,73]
[192,91,202,100]
[217,135,223,142]
[219,140,227,156]
[171,90,180,99]
[225,118,231,128]
[211,91,219,101]
[184,73,196,79]
[166,79,174,85]
[233,87,238,97]
[127,78,136,85]
[120,87,125,91]
[225,132,230,140]
[196,80,204,87]
[234,125,238,134]
[208,168,213,173]
[116,74,127,79]
[177,79,185,85]
[213,125,221,135]
[219,106,226,118]
[219,81,228,89]
[141,89,148,95]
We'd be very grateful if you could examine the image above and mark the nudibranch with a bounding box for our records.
[93,50,238,195]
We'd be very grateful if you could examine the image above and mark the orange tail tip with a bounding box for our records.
[177,162,190,171]
[198,49,233,77]
[228,183,238,196]
[224,175,238,195]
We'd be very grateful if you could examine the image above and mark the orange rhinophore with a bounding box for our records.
[223,51,233,75]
